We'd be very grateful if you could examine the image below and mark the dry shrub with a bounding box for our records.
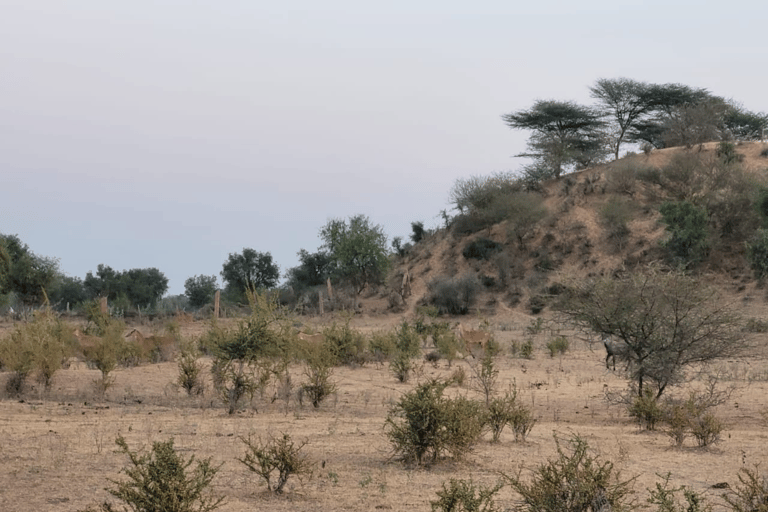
[430,478,502,512]
[238,433,314,494]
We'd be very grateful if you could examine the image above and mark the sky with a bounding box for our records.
[2,1,767,297]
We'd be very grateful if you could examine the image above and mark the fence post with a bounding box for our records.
[214,290,220,319]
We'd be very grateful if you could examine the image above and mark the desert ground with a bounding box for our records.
[1,309,767,512]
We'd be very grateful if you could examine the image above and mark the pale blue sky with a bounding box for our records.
[2,1,766,296]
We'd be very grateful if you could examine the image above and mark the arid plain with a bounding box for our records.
[1,309,767,512]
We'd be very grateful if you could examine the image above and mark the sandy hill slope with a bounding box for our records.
[376,140,768,322]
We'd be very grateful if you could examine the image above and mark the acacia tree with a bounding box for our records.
[502,100,606,179]
[319,214,389,299]
[555,266,744,398]
[590,77,657,160]
[220,249,279,303]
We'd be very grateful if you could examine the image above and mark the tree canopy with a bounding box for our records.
[502,100,606,178]
[184,274,218,309]
[319,214,390,296]
[220,249,280,303]
[84,264,169,308]
[0,233,59,306]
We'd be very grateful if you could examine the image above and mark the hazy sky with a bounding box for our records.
[2,1,766,296]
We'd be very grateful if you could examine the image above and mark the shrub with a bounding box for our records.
[722,466,768,512]
[299,344,336,408]
[323,318,367,366]
[385,379,484,466]
[502,434,635,512]
[433,328,462,367]
[716,141,743,164]
[545,336,569,357]
[177,341,204,396]
[368,330,398,362]
[606,161,640,195]
[430,478,502,512]
[485,382,533,443]
[92,435,224,512]
[411,221,426,243]
[390,352,414,383]
[600,196,633,250]
[470,354,498,406]
[442,396,485,461]
[659,200,710,266]
[647,472,712,512]
[629,388,664,431]
[0,307,69,394]
[661,392,726,448]
[426,274,479,315]
[463,238,502,260]
[519,339,534,359]
[239,433,314,494]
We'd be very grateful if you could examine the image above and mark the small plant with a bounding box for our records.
[323,318,368,366]
[450,366,467,387]
[519,339,534,359]
[485,382,532,443]
[545,336,569,357]
[502,434,635,512]
[430,478,502,512]
[93,435,224,512]
[647,472,712,512]
[211,359,258,414]
[471,354,498,406]
[299,344,336,408]
[629,387,664,431]
[390,352,413,383]
[600,196,633,250]
[177,341,204,396]
[434,328,462,367]
[239,432,314,494]
[525,318,545,335]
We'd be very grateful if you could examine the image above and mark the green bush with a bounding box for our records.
[485,382,534,443]
[239,433,314,494]
[430,478,502,512]
[323,318,367,366]
[659,200,710,265]
[462,238,502,260]
[385,379,484,466]
[661,393,725,448]
[545,336,569,357]
[426,274,479,315]
[502,434,635,512]
[85,435,224,512]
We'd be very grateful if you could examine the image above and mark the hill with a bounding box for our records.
[377,141,768,320]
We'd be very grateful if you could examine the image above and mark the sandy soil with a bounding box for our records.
[1,313,766,512]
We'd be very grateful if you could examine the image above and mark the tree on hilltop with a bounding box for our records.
[502,100,607,179]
